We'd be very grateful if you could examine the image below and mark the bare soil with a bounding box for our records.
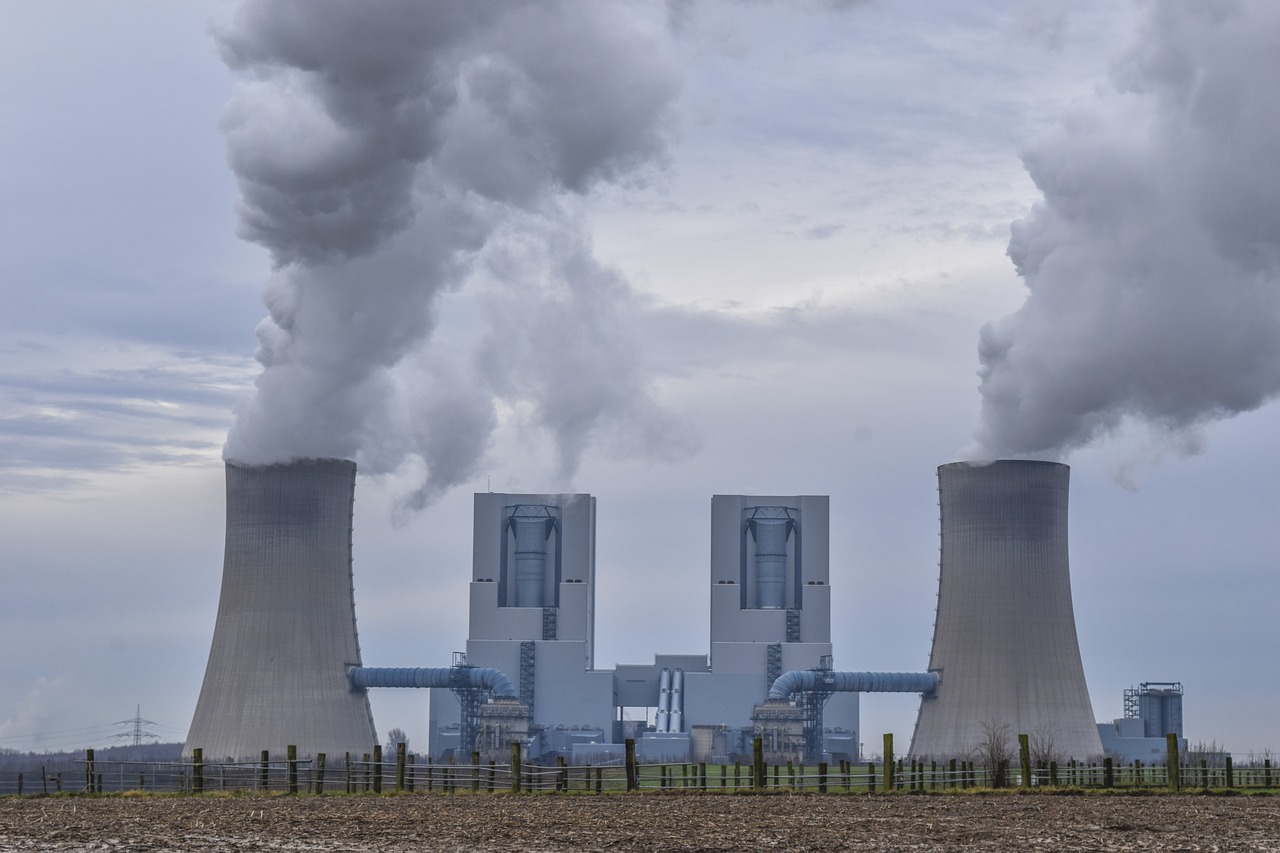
[2,792,1278,851]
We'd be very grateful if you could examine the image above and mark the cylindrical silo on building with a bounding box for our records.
[184,459,377,760]
[750,517,789,609]
[511,516,553,607]
[909,460,1103,760]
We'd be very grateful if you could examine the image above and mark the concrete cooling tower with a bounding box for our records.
[910,460,1103,760]
[184,459,377,760]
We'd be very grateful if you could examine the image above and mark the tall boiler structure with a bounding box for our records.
[184,459,377,760]
[910,460,1103,760]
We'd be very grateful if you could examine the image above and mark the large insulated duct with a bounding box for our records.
[750,517,789,609]
[348,666,517,698]
[909,460,1103,760]
[511,515,553,607]
[670,669,685,734]
[768,670,939,701]
[656,668,672,733]
[185,459,377,760]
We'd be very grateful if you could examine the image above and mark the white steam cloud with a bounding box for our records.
[217,1,692,504]
[974,2,1280,460]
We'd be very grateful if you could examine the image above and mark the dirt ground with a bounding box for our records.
[2,792,1278,852]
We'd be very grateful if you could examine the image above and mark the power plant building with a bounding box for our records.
[184,458,1113,768]
[429,494,859,762]
[909,460,1104,760]
[1098,682,1187,763]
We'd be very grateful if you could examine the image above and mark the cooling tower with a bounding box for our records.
[910,460,1103,760]
[184,459,377,760]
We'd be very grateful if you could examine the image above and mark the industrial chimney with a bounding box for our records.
[909,460,1103,760]
[184,459,377,760]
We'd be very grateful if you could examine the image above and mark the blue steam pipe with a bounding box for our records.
[348,666,517,698]
[768,670,939,701]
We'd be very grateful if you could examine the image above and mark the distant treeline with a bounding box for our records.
[0,742,182,772]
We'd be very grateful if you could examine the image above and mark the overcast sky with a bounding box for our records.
[2,1,1278,758]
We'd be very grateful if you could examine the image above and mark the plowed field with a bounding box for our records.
[2,792,1278,851]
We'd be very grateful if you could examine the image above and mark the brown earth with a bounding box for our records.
[1,792,1278,851]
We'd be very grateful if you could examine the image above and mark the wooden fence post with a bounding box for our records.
[372,745,382,794]
[752,738,764,791]
[287,745,298,795]
[395,743,406,792]
[882,733,894,792]
[85,749,95,793]
[511,742,522,793]
[261,750,270,792]
[192,748,204,794]
[818,761,828,793]
[1166,733,1180,791]
[624,739,637,791]
[1018,734,1031,788]
[316,753,326,795]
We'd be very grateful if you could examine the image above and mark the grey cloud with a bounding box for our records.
[0,351,246,490]
[973,2,1280,459]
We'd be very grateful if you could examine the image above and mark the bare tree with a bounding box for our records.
[1246,746,1275,768]
[1028,723,1060,767]
[1185,740,1228,769]
[385,727,410,757]
[972,720,1014,788]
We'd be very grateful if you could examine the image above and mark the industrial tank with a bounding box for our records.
[184,459,377,760]
[910,460,1103,760]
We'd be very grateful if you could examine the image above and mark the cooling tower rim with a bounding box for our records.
[938,458,1067,474]
[225,456,357,473]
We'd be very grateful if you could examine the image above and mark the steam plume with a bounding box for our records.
[216,1,687,502]
[974,3,1280,460]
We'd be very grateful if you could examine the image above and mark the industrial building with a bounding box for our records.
[909,460,1104,760]
[1098,682,1187,763]
[186,457,1122,766]
[428,493,866,764]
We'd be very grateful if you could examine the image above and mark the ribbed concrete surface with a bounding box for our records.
[185,459,377,760]
[910,460,1103,760]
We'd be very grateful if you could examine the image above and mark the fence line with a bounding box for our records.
[1,739,1273,796]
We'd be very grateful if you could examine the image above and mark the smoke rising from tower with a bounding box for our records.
[974,3,1280,461]
[216,1,691,503]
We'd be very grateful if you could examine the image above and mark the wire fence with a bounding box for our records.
[1,749,1274,796]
